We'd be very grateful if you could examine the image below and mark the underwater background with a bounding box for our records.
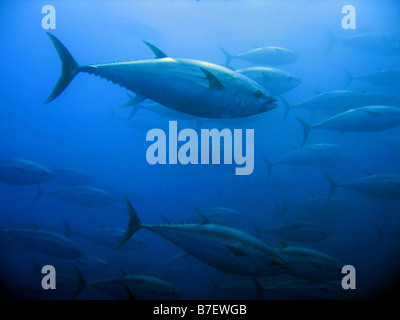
[0,0,400,300]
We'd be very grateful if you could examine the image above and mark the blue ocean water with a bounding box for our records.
[0,0,400,300]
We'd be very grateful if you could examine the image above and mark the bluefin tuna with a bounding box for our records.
[1,226,85,260]
[326,31,400,56]
[297,105,400,146]
[115,199,289,277]
[0,158,54,185]
[86,270,183,300]
[65,221,148,251]
[281,90,400,119]
[325,173,400,200]
[34,185,117,207]
[236,67,301,96]
[45,33,277,118]
[274,242,343,282]
[263,144,341,179]
[220,46,299,67]
[344,68,400,89]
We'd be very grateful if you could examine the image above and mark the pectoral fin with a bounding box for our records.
[309,262,322,270]
[170,251,191,260]
[200,68,224,88]
[119,94,146,108]
[226,245,246,257]
[364,110,382,117]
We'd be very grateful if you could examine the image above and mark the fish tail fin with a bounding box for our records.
[218,47,233,67]
[251,277,265,300]
[118,94,135,108]
[343,68,354,89]
[71,265,85,300]
[374,224,385,244]
[325,29,336,54]
[209,277,219,299]
[296,117,311,147]
[45,32,80,103]
[262,157,274,181]
[123,285,135,300]
[114,198,142,249]
[119,94,147,119]
[279,96,292,120]
[324,173,338,200]
[62,219,73,238]
[32,185,43,205]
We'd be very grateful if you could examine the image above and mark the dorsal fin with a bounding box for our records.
[62,219,72,238]
[159,214,171,224]
[364,109,382,117]
[363,170,375,176]
[31,223,39,230]
[277,239,288,248]
[226,245,246,257]
[116,268,128,277]
[193,208,210,225]
[142,41,167,59]
[200,68,224,88]
[309,261,322,270]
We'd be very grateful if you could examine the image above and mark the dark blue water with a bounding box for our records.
[1,0,400,300]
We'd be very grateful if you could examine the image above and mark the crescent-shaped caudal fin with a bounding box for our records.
[45,32,80,103]
[343,68,354,89]
[296,117,312,147]
[324,173,339,200]
[218,47,233,68]
[114,198,142,249]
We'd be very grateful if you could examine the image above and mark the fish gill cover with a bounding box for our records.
[0,0,400,303]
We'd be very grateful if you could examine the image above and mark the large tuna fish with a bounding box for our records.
[45,33,277,118]
[115,199,289,277]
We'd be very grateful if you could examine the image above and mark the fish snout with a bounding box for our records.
[264,97,278,111]
[293,76,302,86]
[271,255,290,273]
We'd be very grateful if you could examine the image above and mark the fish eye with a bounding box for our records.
[254,90,263,98]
